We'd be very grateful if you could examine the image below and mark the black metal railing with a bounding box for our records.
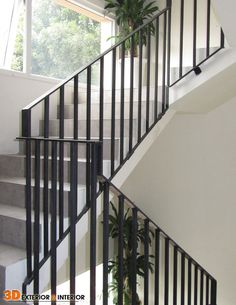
[21,0,224,176]
[18,137,217,305]
[22,5,172,181]
[168,0,224,87]
[21,0,225,181]
[18,0,224,302]
[99,175,217,305]
[17,137,102,299]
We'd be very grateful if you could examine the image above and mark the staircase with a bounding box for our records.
[0,0,225,304]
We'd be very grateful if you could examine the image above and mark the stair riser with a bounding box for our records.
[77,87,160,104]
[0,156,87,184]
[0,182,25,209]
[58,101,160,120]
[0,215,26,249]
[40,119,142,138]
[18,138,120,160]
[0,155,114,184]
[0,182,86,216]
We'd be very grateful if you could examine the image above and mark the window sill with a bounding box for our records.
[0,68,61,84]
[0,67,100,90]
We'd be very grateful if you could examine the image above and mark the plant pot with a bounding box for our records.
[118,57,147,89]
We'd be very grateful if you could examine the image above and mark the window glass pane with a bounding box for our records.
[31,0,103,80]
[0,0,24,70]
[11,5,25,71]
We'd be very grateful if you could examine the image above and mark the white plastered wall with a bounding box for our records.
[120,91,236,305]
[0,71,59,153]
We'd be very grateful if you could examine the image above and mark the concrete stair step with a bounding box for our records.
[58,100,161,120]
[40,118,144,138]
[0,204,28,250]
[0,177,86,215]
[0,242,26,295]
[18,137,120,160]
[76,86,160,104]
[0,154,112,183]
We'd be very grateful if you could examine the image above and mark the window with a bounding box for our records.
[0,0,113,79]
[0,0,25,71]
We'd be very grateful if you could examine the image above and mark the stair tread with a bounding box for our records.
[64,100,162,105]
[0,176,86,191]
[0,242,25,267]
[0,203,26,221]
[0,153,95,162]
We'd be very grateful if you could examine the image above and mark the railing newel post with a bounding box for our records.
[22,109,31,137]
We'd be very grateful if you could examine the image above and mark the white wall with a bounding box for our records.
[73,0,106,16]
[212,0,236,47]
[0,70,59,154]
[121,94,236,305]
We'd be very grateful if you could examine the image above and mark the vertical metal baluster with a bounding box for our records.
[131,208,138,305]
[200,270,204,305]
[25,139,32,278]
[155,229,160,305]
[74,75,79,139]
[86,67,91,206]
[43,97,49,256]
[70,142,78,305]
[164,238,169,305]
[118,195,124,305]
[179,0,184,78]
[59,86,65,239]
[162,12,167,113]
[194,265,198,305]
[220,29,225,49]
[33,140,40,302]
[59,148,64,238]
[210,280,217,305]
[144,219,149,305]
[206,0,211,57]
[99,57,104,170]
[111,48,116,175]
[59,86,65,137]
[188,259,192,305]
[138,31,143,141]
[51,141,58,305]
[146,26,151,132]
[129,35,134,153]
[103,182,109,305]
[166,1,172,109]
[181,252,185,305]
[90,143,98,305]
[193,0,197,67]
[120,43,125,164]
[87,67,91,141]
[173,246,178,305]
[206,276,209,305]
[154,18,159,121]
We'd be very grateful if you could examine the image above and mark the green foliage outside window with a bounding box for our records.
[11,0,102,81]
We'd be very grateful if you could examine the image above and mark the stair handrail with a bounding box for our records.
[21,7,170,113]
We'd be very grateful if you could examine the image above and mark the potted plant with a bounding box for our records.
[107,202,154,305]
[104,0,159,88]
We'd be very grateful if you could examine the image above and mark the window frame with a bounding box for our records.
[0,0,115,80]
